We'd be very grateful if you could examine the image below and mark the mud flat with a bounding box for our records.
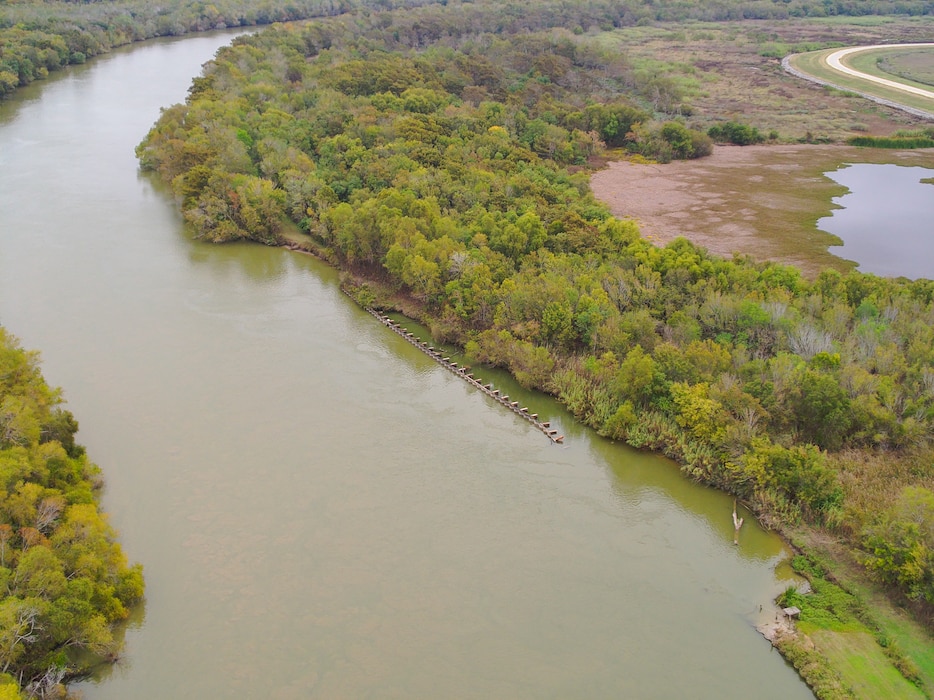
[590,144,934,277]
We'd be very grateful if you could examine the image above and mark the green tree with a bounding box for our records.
[741,438,842,520]
[540,301,575,349]
[611,346,662,408]
[864,487,934,603]
[789,368,852,451]
[670,382,729,445]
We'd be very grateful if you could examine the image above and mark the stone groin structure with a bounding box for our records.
[366,307,564,444]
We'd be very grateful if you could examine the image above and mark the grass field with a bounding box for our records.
[879,51,934,88]
[809,630,927,699]
[839,572,934,695]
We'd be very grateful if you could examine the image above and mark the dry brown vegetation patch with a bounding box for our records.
[591,145,934,276]
[612,18,934,142]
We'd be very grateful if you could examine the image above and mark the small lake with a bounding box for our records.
[820,163,934,279]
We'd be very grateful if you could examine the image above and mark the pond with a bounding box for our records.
[821,162,934,279]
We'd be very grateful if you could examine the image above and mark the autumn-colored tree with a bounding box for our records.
[0,329,143,695]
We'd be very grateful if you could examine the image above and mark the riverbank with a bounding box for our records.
[0,0,366,102]
[774,527,934,699]
[279,110,934,700]
[319,135,934,693]
[306,241,931,699]
[1,19,829,700]
[342,269,934,700]
[589,144,934,698]
[128,12,934,696]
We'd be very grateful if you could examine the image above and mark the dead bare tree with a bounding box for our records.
[25,664,67,699]
[732,500,744,546]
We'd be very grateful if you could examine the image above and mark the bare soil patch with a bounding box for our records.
[591,144,934,277]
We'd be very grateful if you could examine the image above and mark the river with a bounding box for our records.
[0,31,813,699]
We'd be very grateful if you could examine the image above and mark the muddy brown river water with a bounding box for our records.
[0,31,814,699]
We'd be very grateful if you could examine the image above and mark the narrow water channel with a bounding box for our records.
[0,31,814,698]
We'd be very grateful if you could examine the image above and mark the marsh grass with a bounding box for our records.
[748,149,934,274]
[831,448,934,536]
[879,51,934,88]
[849,135,934,148]
[599,18,933,142]
[810,16,901,28]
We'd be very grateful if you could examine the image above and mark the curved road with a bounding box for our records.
[784,43,934,119]
[826,43,934,100]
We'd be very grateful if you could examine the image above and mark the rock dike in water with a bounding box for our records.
[362,302,565,444]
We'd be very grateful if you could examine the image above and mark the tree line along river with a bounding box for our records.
[0,30,814,698]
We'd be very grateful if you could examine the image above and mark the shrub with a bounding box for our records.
[707,120,765,145]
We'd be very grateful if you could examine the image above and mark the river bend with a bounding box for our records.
[0,31,813,699]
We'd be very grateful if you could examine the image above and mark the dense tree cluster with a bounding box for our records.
[0,330,143,698]
[136,0,934,609]
[0,0,440,99]
[3,0,933,100]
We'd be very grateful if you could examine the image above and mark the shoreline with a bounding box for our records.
[590,144,934,277]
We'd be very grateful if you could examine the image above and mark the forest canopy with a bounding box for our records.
[0,0,439,99]
[3,0,933,99]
